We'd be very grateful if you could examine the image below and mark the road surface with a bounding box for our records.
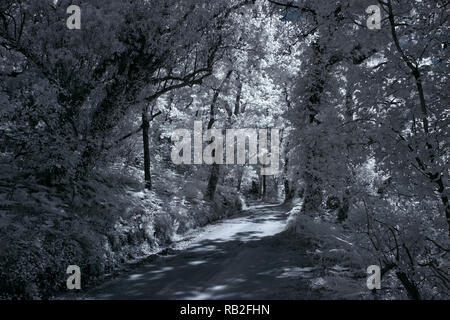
[81,202,319,299]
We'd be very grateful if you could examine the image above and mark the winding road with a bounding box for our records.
[82,202,318,300]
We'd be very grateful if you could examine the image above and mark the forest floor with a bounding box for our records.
[67,201,324,300]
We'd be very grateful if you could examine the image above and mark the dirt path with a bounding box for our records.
[82,202,319,299]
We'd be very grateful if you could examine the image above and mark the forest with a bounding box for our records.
[0,0,449,300]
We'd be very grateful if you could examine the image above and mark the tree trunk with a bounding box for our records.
[237,167,244,191]
[206,163,220,200]
[204,70,233,201]
[337,191,349,223]
[142,111,151,190]
[262,174,267,199]
[234,80,242,116]
[396,271,421,300]
[284,179,293,202]
[299,41,329,214]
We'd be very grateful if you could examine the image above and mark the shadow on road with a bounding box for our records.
[81,202,319,300]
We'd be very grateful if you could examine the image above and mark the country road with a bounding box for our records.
[80,202,320,300]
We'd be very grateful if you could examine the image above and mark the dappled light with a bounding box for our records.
[82,203,318,300]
